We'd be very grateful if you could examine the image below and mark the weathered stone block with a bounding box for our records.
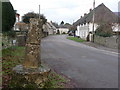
[23,44,41,69]
[27,27,42,44]
[17,35,26,46]
[26,19,43,44]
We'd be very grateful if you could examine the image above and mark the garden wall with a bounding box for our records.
[2,34,16,49]
[94,35,119,49]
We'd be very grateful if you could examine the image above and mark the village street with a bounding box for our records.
[41,35,118,88]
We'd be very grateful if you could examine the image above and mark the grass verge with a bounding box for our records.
[67,36,86,42]
[2,46,25,88]
[2,46,70,88]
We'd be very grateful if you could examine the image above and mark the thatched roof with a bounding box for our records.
[51,22,59,28]
[58,24,68,28]
[73,3,118,26]
[114,12,120,17]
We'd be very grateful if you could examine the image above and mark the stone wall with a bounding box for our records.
[15,31,28,46]
[94,35,119,49]
[17,35,26,46]
[2,32,26,49]
[2,34,16,49]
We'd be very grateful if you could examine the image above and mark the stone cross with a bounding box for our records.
[23,18,43,69]
[13,18,50,87]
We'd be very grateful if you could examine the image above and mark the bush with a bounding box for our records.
[95,23,113,37]
[7,31,16,38]
[3,31,16,38]
[62,32,66,34]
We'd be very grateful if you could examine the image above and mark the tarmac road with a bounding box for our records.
[41,35,118,88]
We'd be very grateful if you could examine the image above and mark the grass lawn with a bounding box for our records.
[2,46,70,88]
[67,36,86,42]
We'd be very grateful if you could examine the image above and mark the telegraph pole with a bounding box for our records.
[92,0,95,42]
[39,5,40,19]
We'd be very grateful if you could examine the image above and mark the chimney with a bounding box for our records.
[16,14,20,22]
[80,16,82,18]
[18,15,20,22]
[89,9,92,12]
[84,13,87,16]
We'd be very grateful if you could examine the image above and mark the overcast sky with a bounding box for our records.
[10,0,119,24]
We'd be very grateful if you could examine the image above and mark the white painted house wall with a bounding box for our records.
[59,28,69,34]
[49,22,58,34]
[112,24,120,32]
[76,22,119,40]
[45,22,58,35]
[89,23,98,32]
[75,23,98,40]
[14,24,19,31]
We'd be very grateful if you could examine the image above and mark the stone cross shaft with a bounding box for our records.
[23,18,43,69]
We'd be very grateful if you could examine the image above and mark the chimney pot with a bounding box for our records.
[84,13,87,16]
[89,9,92,12]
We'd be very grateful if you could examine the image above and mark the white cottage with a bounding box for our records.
[43,22,58,35]
[58,24,69,34]
[73,3,119,41]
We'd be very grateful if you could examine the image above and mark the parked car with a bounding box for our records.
[68,31,74,36]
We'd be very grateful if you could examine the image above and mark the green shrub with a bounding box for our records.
[62,32,66,34]
[95,23,113,37]
[7,31,16,38]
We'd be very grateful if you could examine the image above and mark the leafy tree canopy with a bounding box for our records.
[22,12,47,24]
[64,23,71,26]
[2,1,16,32]
[60,21,64,25]
[69,26,77,31]
[95,22,113,37]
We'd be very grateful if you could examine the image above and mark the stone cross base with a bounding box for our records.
[13,64,50,88]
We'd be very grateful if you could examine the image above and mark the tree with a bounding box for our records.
[0,1,2,33]
[22,12,47,24]
[69,26,77,37]
[64,23,71,26]
[95,22,113,37]
[2,1,16,32]
[69,26,77,31]
[60,21,64,25]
